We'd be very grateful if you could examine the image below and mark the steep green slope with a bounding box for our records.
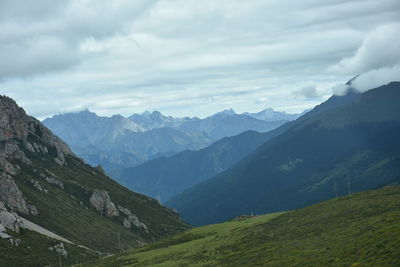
[14,150,189,252]
[167,82,400,225]
[119,131,271,203]
[84,185,400,266]
[0,229,97,267]
[0,96,189,266]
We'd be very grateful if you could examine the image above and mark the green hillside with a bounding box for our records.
[13,151,190,252]
[84,185,400,266]
[0,229,97,267]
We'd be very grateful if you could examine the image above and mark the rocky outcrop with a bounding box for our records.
[49,242,68,258]
[0,172,38,215]
[0,210,23,233]
[45,176,64,190]
[0,158,18,175]
[118,205,148,232]
[0,143,31,166]
[0,200,24,245]
[0,172,30,214]
[89,190,119,217]
[0,96,73,167]
[29,179,48,193]
[0,223,11,239]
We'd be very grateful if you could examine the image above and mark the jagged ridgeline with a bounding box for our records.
[0,96,189,266]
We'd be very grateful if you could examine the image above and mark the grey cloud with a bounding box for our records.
[0,0,399,118]
[0,36,79,79]
[0,0,157,79]
[295,85,320,99]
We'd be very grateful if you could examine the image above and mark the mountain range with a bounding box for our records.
[117,86,359,204]
[166,82,400,225]
[0,96,188,266]
[43,108,300,179]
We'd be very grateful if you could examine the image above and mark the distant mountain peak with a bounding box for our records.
[76,108,97,115]
[152,110,163,116]
[244,108,300,122]
[214,108,236,117]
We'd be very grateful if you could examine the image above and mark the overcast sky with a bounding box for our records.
[1,0,399,119]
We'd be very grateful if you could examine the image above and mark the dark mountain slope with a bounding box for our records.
[167,82,400,225]
[119,131,271,202]
[0,96,189,265]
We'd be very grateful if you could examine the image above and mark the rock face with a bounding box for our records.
[0,210,23,233]
[89,190,119,217]
[0,96,75,218]
[29,179,48,193]
[0,172,30,214]
[0,95,73,166]
[45,176,64,190]
[0,200,24,244]
[119,205,148,232]
[0,158,17,175]
[49,242,68,258]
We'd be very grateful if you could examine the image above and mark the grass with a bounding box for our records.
[0,228,97,267]
[83,185,400,266]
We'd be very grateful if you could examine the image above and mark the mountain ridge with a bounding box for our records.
[119,130,271,203]
[43,107,299,180]
[166,82,400,225]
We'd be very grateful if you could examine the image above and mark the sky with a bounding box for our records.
[0,0,399,119]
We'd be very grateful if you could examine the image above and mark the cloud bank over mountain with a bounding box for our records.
[328,23,400,94]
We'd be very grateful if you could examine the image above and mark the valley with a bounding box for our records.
[1,1,399,265]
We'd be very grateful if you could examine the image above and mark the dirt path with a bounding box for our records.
[20,217,73,244]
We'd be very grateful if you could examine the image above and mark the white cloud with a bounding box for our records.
[328,22,400,95]
[295,85,320,99]
[331,84,350,96]
[351,65,400,92]
[328,23,400,74]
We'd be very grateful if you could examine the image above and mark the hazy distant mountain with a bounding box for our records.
[178,109,288,140]
[44,108,300,179]
[129,111,199,130]
[43,110,144,148]
[130,108,298,140]
[243,108,301,122]
[43,111,211,177]
[167,82,400,226]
